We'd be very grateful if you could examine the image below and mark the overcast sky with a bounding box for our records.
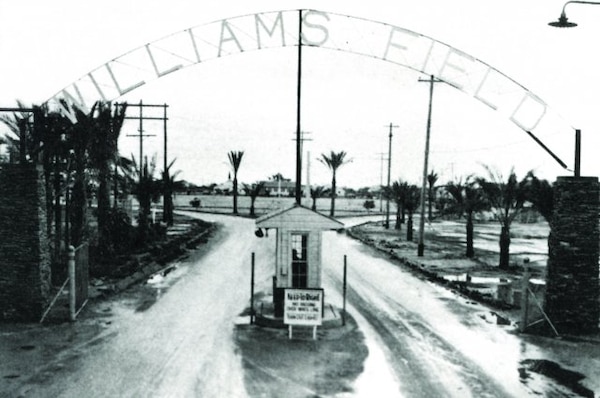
[1,0,599,188]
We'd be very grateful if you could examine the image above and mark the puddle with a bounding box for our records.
[442,274,511,285]
[234,315,252,326]
[134,265,182,312]
[519,359,594,398]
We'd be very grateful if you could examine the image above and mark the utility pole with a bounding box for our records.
[376,152,386,213]
[384,123,398,229]
[295,9,303,205]
[122,101,168,184]
[163,103,168,176]
[417,75,443,256]
[306,150,311,200]
[293,130,312,200]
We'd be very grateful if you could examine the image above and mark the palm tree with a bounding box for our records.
[113,155,135,206]
[129,154,162,243]
[88,101,127,254]
[403,184,421,241]
[445,177,489,257]
[67,102,99,247]
[524,172,553,224]
[227,151,244,214]
[477,166,528,269]
[310,186,326,211]
[319,150,349,217]
[243,181,265,217]
[162,158,180,226]
[10,104,72,266]
[388,180,407,230]
[427,170,439,221]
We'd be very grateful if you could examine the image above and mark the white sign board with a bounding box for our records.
[284,288,324,326]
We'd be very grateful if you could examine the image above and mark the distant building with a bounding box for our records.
[213,174,243,195]
[262,179,297,197]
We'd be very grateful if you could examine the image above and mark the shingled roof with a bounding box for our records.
[255,204,344,230]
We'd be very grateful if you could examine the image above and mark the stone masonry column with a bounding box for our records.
[544,176,599,334]
[0,164,51,322]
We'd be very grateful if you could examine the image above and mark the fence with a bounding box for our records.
[519,267,559,337]
[40,243,89,323]
[71,242,89,320]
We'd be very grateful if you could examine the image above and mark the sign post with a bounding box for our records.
[284,288,324,340]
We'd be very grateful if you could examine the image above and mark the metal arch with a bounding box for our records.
[45,9,574,170]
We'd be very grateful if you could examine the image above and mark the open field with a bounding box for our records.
[173,194,383,217]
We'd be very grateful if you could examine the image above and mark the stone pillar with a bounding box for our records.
[0,164,51,322]
[544,176,599,334]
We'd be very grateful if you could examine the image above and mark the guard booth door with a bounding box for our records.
[291,233,308,288]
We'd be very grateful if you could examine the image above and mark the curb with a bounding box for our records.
[103,224,216,294]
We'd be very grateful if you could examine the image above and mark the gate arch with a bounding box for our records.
[47,9,574,170]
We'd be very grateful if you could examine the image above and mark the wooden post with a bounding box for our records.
[250,252,255,325]
[342,255,347,326]
[68,246,76,322]
[575,129,581,177]
[519,265,530,332]
[385,124,393,229]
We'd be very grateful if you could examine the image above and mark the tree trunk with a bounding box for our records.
[162,171,174,226]
[164,191,174,225]
[428,189,433,221]
[138,187,151,244]
[466,211,474,258]
[113,163,119,209]
[394,204,401,230]
[407,214,413,241]
[311,197,317,211]
[330,173,336,217]
[43,155,54,250]
[53,156,62,262]
[70,163,87,247]
[233,174,238,214]
[250,197,256,217]
[499,224,511,269]
[97,158,112,255]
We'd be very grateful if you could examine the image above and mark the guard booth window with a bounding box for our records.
[291,233,308,287]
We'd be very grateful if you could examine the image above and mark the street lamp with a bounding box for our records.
[549,1,600,176]
[549,1,600,27]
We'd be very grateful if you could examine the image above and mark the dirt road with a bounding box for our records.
[4,214,273,398]
[321,227,598,397]
[2,213,597,397]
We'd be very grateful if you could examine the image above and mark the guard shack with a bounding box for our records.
[255,204,344,317]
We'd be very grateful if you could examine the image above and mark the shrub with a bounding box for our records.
[363,199,375,212]
[190,197,201,208]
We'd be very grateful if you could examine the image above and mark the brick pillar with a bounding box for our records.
[0,164,51,322]
[544,176,599,334]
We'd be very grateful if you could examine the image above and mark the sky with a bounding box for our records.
[1,0,600,189]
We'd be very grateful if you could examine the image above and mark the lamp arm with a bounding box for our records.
[563,0,600,15]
